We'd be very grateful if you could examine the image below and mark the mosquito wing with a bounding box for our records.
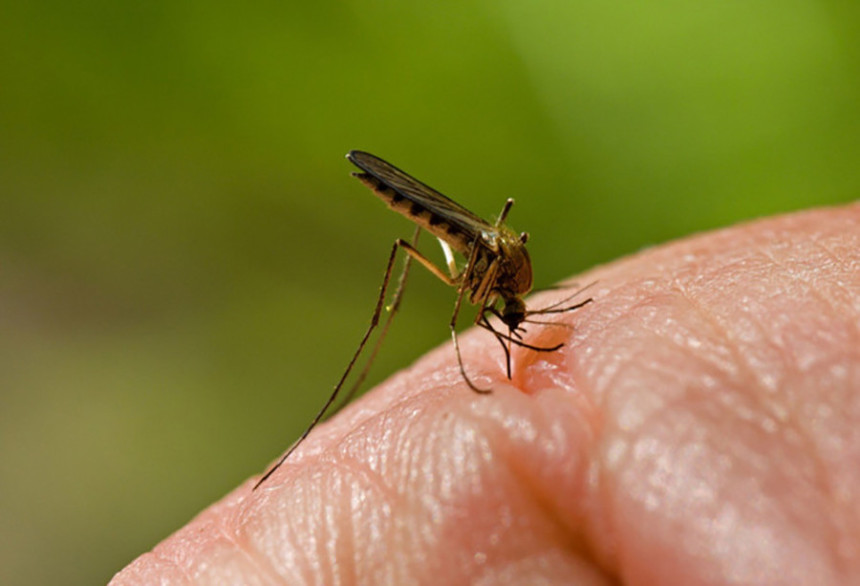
[347,150,496,255]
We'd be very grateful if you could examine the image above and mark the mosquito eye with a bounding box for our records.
[520,232,529,243]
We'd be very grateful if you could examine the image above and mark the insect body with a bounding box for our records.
[349,151,534,352]
[253,151,591,489]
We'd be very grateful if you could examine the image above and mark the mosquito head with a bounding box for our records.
[500,294,527,331]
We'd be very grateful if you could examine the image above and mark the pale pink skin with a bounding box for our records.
[112,204,860,585]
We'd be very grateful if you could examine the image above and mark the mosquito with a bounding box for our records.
[254,151,592,489]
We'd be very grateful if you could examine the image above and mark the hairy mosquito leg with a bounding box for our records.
[332,226,421,413]
[254,237,406,489]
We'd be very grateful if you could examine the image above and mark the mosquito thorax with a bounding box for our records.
[496,227,533,296]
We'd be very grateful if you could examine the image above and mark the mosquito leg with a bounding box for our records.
[338,233,467,407]
[254,237,406,489]
[396,235,490,393]
[449,240,492,393]
[450,292,491,393]
[396,239,459,286]
[332,226,421,412]
[477,311,513,379]
[438,239,459,278]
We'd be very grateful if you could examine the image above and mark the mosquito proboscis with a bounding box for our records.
[254,151,592,489]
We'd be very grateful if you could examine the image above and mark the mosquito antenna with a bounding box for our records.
[500,333,564,353]
[478,313,563,353]
[530,281,598,314]
[530,298,593,316]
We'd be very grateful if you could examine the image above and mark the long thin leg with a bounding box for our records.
[397,238,491,393]
[396,239,459,286]
[332,226,421,412]
[254,238,406,489]
[392,235,489,392]
[255,232,465,488]
[450,239,492,393]
[477,310,512,379]
[450,289,491,393]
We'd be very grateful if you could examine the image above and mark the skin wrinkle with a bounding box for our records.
[571,293,666,570]
[619,416,740,581]
[223,491,286,585]
[670,278,791,443]
[329,448,406,577]
[398,407,456,575]
[539,314,629,571]
[704,259,790,379]
[766,371,843,575]
[577,286,684,405]
[790,386,858,571]
[804,228,857,282]
[755,242,846,373]
[591,425,624,572]
[575,210,855,582]
[321,473,345,584]
[723,259,846,574]
[248,486,307,582]
[401,424,459,575]
[266,466,366,583]
[110,204,860,585]
[157,507,246,585]
[332,477,356,584]
[502,411,612,582]
[332,479,355,585]
[142,551,188,585]
[737,247,856,570]
[214,516,282,586]
[459,398,596,582]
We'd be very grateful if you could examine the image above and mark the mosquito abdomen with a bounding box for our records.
[353,172,475,254]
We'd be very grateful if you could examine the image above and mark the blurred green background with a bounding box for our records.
[1,1,858,583]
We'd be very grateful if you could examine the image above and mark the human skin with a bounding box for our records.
[111,204,859,585]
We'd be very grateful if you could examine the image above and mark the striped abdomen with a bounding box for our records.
[353,172,480,255]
